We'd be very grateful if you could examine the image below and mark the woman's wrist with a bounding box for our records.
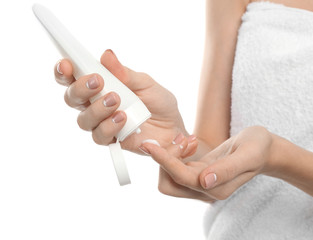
[264,133,298,177]
[262,133,284,175]
[264,132,313,196]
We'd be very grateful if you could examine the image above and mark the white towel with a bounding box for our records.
[204,2,313,239]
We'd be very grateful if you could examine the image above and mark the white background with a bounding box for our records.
[0,0,208,239]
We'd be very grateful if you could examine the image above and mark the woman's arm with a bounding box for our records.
[143,126,313,199]
[139,0,251,201]
[267,135,313,196]
[195,0,249,149]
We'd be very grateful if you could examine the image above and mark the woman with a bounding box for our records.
[54,0,313,238]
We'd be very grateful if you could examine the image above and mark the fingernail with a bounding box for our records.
[103,93,117,107]
[188,135,197,143]
[56,61,63,75]
[112,112,125,123]
[86,75,99,89]
[172,133,184,145]
[204,173,217,189]
[139,146,151,155]
[107,49,116,57]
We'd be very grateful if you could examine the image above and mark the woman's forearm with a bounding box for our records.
[194,0,248,148]
[267,134,313,196]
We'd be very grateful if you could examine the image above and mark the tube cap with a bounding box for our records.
[109,139,131,186]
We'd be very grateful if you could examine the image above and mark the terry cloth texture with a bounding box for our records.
[204,2,313,240]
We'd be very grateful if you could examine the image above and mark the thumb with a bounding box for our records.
[140,140,191,185]
[199,149,250,190]
[100,49,155,91]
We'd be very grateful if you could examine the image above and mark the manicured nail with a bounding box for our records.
[86,75,99,89]
[107,49,116,57]
[172,133,184,145]
[188,135,197,143]
[112,112,125,123]
[56,61,63,75]
[204,173,217,189]
[103,93,117,107]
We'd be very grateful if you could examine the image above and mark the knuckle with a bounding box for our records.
[67,85,76,102]
[77,114,88,131]
[98,123,113,137]
[65,86,78,106]
[139,72,152,80]
[68,82,85,105]
[92,131,103,145]
[137,71,155,85]
[91,123,115,146]
[76,116,83,130]
[63,90,72,107]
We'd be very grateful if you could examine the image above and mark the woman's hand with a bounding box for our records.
[144,134,217,203]
[54,49,197,155]
[141,126,275,200]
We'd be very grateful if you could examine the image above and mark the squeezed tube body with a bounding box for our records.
[33,4,151,141]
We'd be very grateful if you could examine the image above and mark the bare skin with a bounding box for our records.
[251,0,313,12]
[54,0,313,200]
[55,50,202,200]
[143,126,313,199]
[55,50,197,155]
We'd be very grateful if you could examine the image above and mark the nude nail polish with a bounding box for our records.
[172,133,184,145]
[188,135,197,142]
[103,93,117,107]
[56,61,63,74]
[112,112,124,123]
[86,75,99,89]
[204,173,217,189]
[107,49,116,57]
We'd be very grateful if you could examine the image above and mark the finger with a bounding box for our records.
[140,133,188,158]
[54,59,75,86]
[206,171,255,200]
[64,74,104,109]
[77,92,120,131]
[91,111,127,145]
[142,142,197,187]
[181,135,198,159]
[158,168,215,203]
[100,49,155,91]
[199,148,253,190]
[168,133,189,158]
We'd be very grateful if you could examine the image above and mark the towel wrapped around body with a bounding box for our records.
[204,2,313,239]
